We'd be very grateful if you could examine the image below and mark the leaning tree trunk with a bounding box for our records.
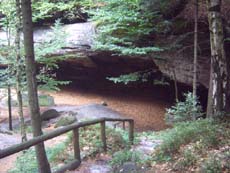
[15,0,27,142]
[206,0,230,116]
[21,0,51,172]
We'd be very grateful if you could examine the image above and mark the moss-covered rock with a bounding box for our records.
[54,112,77,128]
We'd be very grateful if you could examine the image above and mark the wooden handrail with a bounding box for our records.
[0,117,134,173]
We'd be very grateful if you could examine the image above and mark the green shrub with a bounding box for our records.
[165,92,203,124]
[110,150,142,167]
[9,149,38,173]
[153,119,220,161]
[200,155,222,173]
[9,134,71,173]
[79,124,129,156]
[174,148,197,170]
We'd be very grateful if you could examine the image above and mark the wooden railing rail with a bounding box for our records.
[0,117,134,173]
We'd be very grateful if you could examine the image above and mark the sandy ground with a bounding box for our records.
[1,87,169,131]
[47,87,170,131]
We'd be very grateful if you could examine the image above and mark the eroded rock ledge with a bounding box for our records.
[0,21,211,88]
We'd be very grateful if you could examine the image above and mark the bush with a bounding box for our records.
[173,148,197,170]
[78,124,129,157]
[110,150,142,168]
[9,149,38,173]
[165,92,203,124]
[9,134,72,173]
[200,155,222,173]
[153,119,220,161]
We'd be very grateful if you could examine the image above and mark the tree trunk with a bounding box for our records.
[225,45,230,114]
[8,85,12,131]
[21,0,51,172]
[6,23,13,131]
[206,0,230,116]
[193,0,198,98]
[172,68,178,102]
[15,0,27,142]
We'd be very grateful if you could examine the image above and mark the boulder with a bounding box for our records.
[41,109,60,121]
[118,162,138,173]
[101,101,108,106]
[54,112,77,128]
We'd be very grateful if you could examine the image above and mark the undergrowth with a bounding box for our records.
[77,124,131,157]
[9,132,72,173]
[9,124,130,173]
[149,119,230,172]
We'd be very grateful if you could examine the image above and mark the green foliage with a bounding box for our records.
[35,20,71,91]
[9,149,38,173]
[89,0,163,55]
[78,124,128,156]
[32,0,84,22]
[107,73,142,85]
[0,3,70,92]
[165,92,203,124]
[110,150,142,167]
[107,70,170,86]
[174,148,197,170]
[153,119,220,161]
[38,94,55,106]
[37,74,70,91]
[9,133,72,173]
[0,0,26,88]
[0,0,16,30]
[107,70,152,84]
[200,155,222,173]
[35,20,66,62]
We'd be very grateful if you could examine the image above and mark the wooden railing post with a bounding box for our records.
[128,120,134,145]
[73,128,81,162]
[100,120,107,152]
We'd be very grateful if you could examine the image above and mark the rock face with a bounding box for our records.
[154,51,210,88]
[0,19,217,90]
[30,21,211,89]
[33,22,95,47]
